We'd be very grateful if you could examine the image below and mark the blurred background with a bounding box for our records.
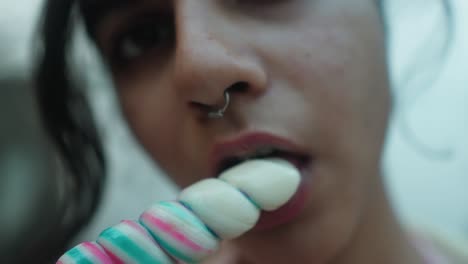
[1,0,467,262]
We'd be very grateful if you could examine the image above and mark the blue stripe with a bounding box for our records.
[66,247,94,264]
[99,227,168,264]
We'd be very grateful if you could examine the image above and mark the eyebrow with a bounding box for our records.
[79,0,137,35]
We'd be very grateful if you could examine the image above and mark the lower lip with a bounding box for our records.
[252,165,312,231]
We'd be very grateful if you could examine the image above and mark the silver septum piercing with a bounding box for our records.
[208,91,231,119]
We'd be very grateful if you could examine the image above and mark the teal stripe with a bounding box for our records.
[151,233,196,264]
[100,228,167,264]
[217,179,261,209]
[159,201,208,231]
[67,247,94,264]
[239,190,261,209]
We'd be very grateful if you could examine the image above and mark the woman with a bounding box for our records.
[35,0,464,263]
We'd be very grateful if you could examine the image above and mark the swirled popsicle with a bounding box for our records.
[56,158,301,264]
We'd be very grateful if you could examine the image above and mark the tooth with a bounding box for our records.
[238,147,276,162]
[255,147,275,157]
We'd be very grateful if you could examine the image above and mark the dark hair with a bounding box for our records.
[32,0,105,262]
[32,0,452,263]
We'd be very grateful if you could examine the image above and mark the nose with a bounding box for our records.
[172,2,267,115]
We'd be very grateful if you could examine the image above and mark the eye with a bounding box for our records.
[110,15,174,64]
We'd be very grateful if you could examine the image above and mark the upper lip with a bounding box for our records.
[210,131,309,176]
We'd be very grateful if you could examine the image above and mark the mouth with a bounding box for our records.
[211,132,310,176]
[216,148,309,176]
[210,132,313,231]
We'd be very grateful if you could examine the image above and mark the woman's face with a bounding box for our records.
[91,0,391,262]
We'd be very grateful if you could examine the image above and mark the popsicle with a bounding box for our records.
[57,159,300,264]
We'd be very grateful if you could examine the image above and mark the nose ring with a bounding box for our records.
[208,90,230,119]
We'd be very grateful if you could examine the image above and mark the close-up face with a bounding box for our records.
[83,0,391,262]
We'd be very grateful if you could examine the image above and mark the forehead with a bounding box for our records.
[79,0,383,16]
[79,0,383,35]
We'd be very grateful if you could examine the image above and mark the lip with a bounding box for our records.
[210,131,309,176]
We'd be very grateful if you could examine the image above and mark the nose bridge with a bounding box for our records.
[172,1,252,105]
[176,1,218,56]
[176,21,232,84]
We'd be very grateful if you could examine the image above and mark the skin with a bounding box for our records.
[92,0,426,263]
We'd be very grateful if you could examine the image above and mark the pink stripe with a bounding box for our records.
[82,242,113,264]
[122,220,154,241]
[102,248,126,264]
[142,212,208,253]
[56,261,64,264]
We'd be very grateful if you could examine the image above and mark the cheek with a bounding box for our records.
[255,4,391,211]
[115,76,211,187]
[272,17,390,154]
[115,76,184,167]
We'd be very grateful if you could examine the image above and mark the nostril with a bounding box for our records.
[189,82,249,115]
[227,82,249,94]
